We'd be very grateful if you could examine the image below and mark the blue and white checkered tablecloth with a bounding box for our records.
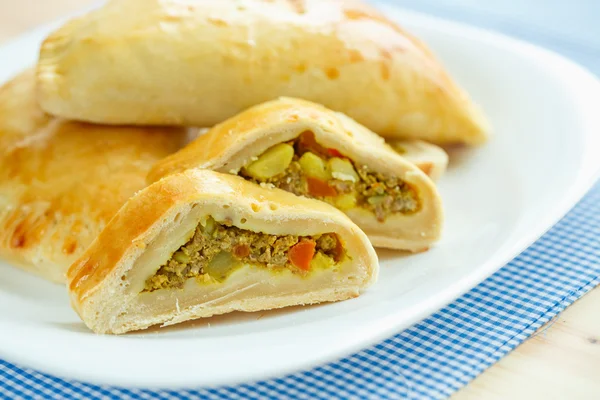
[2,1,600,399]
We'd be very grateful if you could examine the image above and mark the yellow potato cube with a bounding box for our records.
[335,193,357,210]
[310,252,335,270]
[244,143,294,180]
[299,152,330,180]
[328,158,359,182]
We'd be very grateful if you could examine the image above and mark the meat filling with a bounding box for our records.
[143,217,344,292]
[240,131,420,222]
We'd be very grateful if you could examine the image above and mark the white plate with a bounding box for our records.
[1,5,600,389]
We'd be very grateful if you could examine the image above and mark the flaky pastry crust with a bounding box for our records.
[37,0,489,144]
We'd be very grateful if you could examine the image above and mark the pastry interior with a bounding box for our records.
[237,131,420,222]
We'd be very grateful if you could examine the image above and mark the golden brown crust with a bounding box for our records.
[0,71,187,283]
[37,0,489,144]
[148,97,444,251]
[68,169,378,334]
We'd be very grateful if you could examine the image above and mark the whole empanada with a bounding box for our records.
[149,98,444,251]
[0,71,187,283]
[68,169,378,334]
[37,0,489,145]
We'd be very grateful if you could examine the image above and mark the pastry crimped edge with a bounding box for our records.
[67,169,379,334]
[149,97,444,251]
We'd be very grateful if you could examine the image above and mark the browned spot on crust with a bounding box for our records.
[11,234,25,249]
[68,259,99,292]
[380,63,390,80]
[418,162,433,176]
[63,239,77,255]
[344,9,371,20]
[344,6,439,66]
[287,114,300,122]
[10,221,27,249]
[413,247,430,254]
[162,14,183,22]
[325,67,340,80]
[344,8,410,37]
[344,8,396,27]
[207,17,228,27]
[288,0,306,14]
[295,63,307,73]
[348,49,364,63]
[380,49,393,60]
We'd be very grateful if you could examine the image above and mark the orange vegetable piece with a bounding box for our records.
[327,148,344,158]
[289,240,316,271]
[306,177,337,197]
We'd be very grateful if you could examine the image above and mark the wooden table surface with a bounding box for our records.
[1,1,599,399]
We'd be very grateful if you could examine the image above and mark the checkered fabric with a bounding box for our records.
[1,182,599,399]
[3,1,600,399]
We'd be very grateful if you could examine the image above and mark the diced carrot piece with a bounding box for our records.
[306,177,337,197]
[327,148,344,158]
[289,240,316,271]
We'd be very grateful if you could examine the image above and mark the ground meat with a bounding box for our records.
[241,132,420,222]
[317,234,337,252]
[316,234,343,261]
[329,180,353,193]
[272,161,305,196]
[143,219,342,292]
[355,165,418,221]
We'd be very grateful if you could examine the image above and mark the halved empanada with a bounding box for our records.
[0,71,187,283]
[149,98,443,251]
[67,169,378,334]
[37,0,489,145]
[389,140,449,181]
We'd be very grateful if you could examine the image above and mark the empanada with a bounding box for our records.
[37,0,489,145]
[149,98,443,251]
[0,71,187,283]
[67,169,378,334]
[389,140,449,181]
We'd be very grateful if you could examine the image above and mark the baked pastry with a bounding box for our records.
[0,71,187,283]
[389,140,449,181]
[37,0,489,144]
[67,169,378,334]
[149,98,443,251]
